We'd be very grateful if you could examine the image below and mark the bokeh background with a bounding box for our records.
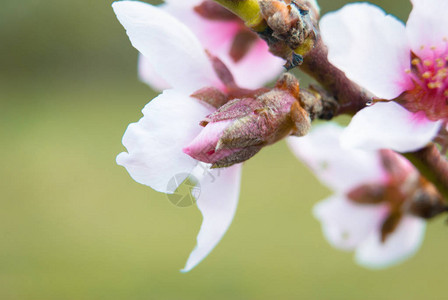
[2,0,447,299]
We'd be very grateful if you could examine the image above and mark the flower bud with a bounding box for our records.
[184,73,311,168]
[258,0,319,69]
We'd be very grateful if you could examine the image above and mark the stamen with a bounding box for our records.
[437,68,448,79]
[428,82,442,89]
[402,40,448,120]
[422,71,432,79]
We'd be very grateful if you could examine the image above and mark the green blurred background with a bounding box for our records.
[1,0,447,299]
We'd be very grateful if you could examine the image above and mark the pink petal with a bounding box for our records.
[221,40,285,89]
[341,102,442,152]
[407,0,448,59]
[320,3,412,99]
[164,2,284,88]
[287,123,385,193]
[116,90,214,193]
[112,1,220,94]
[181,164,243,272]
[355,215,426,269]
[183,120,236,164]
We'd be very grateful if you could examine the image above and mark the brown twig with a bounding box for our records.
[299,38,371,115]
[404,144,448,201]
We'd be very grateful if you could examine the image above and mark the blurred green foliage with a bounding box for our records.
[2,0,447,299]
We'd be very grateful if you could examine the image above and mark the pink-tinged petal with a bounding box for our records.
[320,3,412,99]
[164,2,284,88]
[116,90,214,193]
[112,1,220,94]
[181,164,243,272]
[287,123,385,192]
[355,216,426,269]
[183,120,236,164]
[341,102,442,152]
[221,40,285,89]
[407,0,448,59]
[313,195,387,250]
[138,54,170,91]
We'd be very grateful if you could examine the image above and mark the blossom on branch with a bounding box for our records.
[139,0,284,90]
[288,124,445,268]
[112,0,317,272]
[320,0,447,152]
[113,1,243,272]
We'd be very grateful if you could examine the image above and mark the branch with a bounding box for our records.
[212,0,448,201]
[404,144,448,201]
[299,38,370,115]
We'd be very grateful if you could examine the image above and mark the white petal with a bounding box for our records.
[341,102,442,152]
[314,195,387,250]
[181,164,243,272]
[407,0,448,59]
[320,3,411,99]
[138,54,170,91]
[287,123,385,192]
[163,2,284,88]
[116,90,214,193]
[112,1,220,93]
[355,215,426,269]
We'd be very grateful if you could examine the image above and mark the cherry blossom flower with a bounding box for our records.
[138,0,285,90]
[320,1,447,152]
[287,124,440,268]
[113,1,243,272]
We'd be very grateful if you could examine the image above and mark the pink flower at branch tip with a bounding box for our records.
[320,0,448,152]
[287,123,444,269]
[139,0,285,91]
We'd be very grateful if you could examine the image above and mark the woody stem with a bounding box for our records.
[404,144,448,201]
[213,0,448,200]
[299,38,370,115]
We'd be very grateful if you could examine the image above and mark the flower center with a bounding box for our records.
[400,40,448,121]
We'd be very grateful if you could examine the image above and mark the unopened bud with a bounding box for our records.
[184,73,312,168]
[408,178,447,219]
[258,0,319,69]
